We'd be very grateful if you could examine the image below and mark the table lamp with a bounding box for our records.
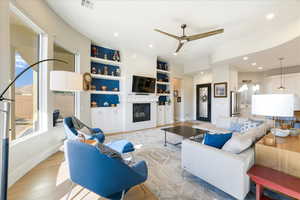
[252,94,295,137]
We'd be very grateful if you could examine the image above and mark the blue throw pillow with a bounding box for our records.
[203,133,233,149]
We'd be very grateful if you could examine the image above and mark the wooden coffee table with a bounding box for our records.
[161,126,206,146]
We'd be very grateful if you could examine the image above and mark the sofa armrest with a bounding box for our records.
[182,139,254,200]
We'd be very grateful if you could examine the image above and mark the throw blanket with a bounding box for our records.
[71,116,95,136]
[96,143,123,162]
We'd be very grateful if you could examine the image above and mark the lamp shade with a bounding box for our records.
[50,71,83,92]
[252,94,294,117]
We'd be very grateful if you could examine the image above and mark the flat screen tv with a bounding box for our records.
[132,75,156,93]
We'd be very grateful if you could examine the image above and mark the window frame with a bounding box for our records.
[10,3,48,144]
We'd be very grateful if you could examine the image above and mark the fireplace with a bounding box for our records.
[133,103,151,122]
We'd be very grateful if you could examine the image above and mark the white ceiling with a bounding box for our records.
[46,0,300,71]
[225,36,300,72]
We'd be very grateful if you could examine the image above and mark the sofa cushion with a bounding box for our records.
[222,133,253,154]
[240,120,261,133]
[229,122,242,132]
[203,132,232,149]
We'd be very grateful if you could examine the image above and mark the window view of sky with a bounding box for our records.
[15,53,33,88]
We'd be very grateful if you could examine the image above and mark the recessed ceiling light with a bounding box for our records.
[113,32,119,37]
[266,13,275,20]
[173,52,177,56]
[200,72,204,75]
[243,57,248,61]
[258,67,263,70]
[252,62,257,66]
[148,44,153,48]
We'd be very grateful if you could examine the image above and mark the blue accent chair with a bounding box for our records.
[63,117,135,154]
[64,140,148,200]
[63,117,105,143]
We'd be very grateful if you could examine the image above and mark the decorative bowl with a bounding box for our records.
[271,128,290,137]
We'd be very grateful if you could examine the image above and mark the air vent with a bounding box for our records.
[81,0,94,9]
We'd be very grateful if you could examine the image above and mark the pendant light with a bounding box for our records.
[278,57,286,90]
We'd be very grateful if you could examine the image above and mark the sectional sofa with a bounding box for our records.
[181,117,271,200]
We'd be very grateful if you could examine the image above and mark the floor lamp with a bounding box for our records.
[0,59,67,200]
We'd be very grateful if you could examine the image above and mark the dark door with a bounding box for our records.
[196,84,211,122]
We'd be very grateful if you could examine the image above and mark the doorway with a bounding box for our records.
[196,84,211,122]
[172,78,182,122]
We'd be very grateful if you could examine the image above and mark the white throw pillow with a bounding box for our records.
[222,133,253,154]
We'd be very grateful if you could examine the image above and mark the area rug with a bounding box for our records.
[107,127,292,200]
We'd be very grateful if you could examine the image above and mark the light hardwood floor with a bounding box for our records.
[8,152,157,200]
[8,122,199,200]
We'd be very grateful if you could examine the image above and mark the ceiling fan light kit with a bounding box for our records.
[154,24,224,53]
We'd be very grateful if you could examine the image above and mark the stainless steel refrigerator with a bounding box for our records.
[230,91,241,117]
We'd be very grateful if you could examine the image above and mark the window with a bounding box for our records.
[9,10,41,140]
[52,44,76,127]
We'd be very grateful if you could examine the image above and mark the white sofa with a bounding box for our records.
[181,117,270,200]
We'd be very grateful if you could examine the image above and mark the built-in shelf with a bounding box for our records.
[90,56,122,66]
[157,81,170,85]
[157,69,170,74]
[90,91,121,95]
[91,74,121,80]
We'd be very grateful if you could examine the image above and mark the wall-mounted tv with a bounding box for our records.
[132,75,156,93]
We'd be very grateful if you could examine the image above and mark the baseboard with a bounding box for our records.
[8,142,63,187]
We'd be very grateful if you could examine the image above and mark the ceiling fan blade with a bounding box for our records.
[175,42,184,53]
[154,29,180,40]
[187,29,224,41]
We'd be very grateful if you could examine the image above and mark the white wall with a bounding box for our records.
[183,56,211,74]
[192,66,238,124]
[7,0,91,187]
[182,77,193,121]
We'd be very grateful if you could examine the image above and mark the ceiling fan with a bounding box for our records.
[154,24,224,53]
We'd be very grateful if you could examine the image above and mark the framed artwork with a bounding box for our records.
[177,97,181,103]
[214,82,227,98]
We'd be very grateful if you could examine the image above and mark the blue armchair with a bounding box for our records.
[63,117,135,154]
[64,140,148,200]
[63,117,105,143]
